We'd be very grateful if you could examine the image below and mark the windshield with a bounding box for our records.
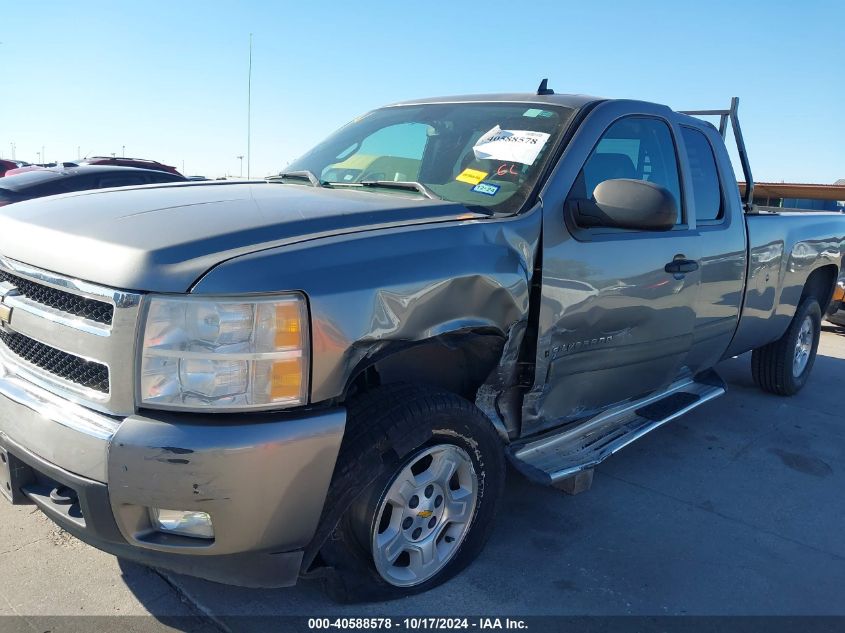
[286,102,576,214]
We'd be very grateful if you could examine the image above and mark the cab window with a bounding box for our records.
[569,117,683,224]
[681,127,723,222]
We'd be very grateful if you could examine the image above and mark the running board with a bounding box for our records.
[508,370,726,486]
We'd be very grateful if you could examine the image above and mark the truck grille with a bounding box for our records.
[0,270,114,325]
[0,256,142,415]
[0,329,110,393]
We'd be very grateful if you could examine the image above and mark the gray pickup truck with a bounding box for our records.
[1,85,843,601]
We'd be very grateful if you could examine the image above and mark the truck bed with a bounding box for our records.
[727,211,845,357]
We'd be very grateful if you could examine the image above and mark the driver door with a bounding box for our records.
[524,104,701,434]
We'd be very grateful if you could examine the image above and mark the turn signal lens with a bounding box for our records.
[270,358,304,401]
[274,302,303,349]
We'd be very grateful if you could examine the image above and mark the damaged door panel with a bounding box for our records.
[524,101,704,433]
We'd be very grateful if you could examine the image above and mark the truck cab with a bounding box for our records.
[0,86,841,601]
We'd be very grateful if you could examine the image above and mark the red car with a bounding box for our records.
[3,165,43,177]
[0,159,28,177]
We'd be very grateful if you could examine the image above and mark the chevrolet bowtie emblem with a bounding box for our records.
[0,302,11,327]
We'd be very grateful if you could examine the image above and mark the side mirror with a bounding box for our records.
[572,178,677,231]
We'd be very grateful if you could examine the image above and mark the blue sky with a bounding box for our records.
[1,0,842,182]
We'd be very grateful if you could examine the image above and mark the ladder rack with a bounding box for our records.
[680,97,755,212]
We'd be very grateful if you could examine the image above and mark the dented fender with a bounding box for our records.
[193,206,543,420]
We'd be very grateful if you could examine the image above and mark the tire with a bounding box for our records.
[316,383,505,602]
[751,297,821,396]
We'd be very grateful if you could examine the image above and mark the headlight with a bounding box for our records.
[139,294,309,410]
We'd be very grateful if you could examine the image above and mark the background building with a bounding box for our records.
[740,180,845,212]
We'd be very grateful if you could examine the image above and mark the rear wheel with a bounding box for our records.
[317,384,505,602]
[751,297,821,395]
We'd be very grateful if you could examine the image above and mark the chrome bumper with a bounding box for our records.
[0,354,116,481]
[0,357,346,586]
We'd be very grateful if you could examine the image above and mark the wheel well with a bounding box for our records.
[343,330,506,403]
[801,264,838,313]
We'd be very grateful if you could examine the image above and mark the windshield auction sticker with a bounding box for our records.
[473,126,550,165]
[455,168,488,185]
[471,182,500,196]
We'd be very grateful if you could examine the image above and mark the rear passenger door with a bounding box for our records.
[679,125,746,370]
[525,102,703,434]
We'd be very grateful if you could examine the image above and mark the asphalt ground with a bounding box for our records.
[2,327,844,632]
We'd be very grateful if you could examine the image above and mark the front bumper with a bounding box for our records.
[0,357,346,588]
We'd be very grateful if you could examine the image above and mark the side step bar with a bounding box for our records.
[508,370,726,486]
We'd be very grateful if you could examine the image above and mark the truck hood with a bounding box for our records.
[0,181,483,292]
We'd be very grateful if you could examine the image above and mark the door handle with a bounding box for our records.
[664,259,699,275]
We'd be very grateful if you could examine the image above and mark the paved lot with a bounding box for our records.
[2,328,844,630]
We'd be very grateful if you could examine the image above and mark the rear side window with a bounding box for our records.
[571,117,683,224]
[148,173,183,184]
[97,175,148,188]
[681,127,723,221]
[28,178,81,197]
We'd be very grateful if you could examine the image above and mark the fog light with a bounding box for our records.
[149,508,214,539]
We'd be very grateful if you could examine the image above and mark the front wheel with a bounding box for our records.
[369,443,480,587]
[317,384,505,602]
[751,297,821,395]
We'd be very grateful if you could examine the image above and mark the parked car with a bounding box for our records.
[0,165,186,206]
[75,156,183,176]
[0,160,28,177]
[0,87,842,602]
[825,279,845,326]
[4,162,94,177]
[2,165,45,177]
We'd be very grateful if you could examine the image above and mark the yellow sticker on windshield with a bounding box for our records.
[456,168,488,185]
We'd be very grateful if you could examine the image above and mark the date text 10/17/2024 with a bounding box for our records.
[308,618,529,630]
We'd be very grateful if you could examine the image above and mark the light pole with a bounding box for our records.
[36,151,41,163]
[122,145,125,158]
[237,155,244,178]
[247,33,252,179]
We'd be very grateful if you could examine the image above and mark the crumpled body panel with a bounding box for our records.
[193,206,543,430]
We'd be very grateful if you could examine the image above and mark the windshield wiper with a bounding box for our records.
[361,180,441,200]
[327,180,441,200]
[267,170,325,187]
[269,173,443,202]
